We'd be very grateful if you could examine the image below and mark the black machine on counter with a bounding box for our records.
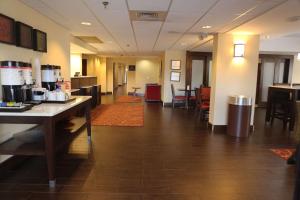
[41,65,62,91]
[0,61,31,102]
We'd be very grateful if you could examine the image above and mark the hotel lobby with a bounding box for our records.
[0,0,300,199]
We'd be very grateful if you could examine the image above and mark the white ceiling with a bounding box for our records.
[20,0,299,55]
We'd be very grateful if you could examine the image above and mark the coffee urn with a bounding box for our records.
[41,65,57,91]
[22,62,33,101]
[54,65,62,82]
[0,61,25,102]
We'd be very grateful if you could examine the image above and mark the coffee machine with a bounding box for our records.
[54,65,63,82]
[41,65,57,91]
[0,61,25,102]
[21,62,33,102]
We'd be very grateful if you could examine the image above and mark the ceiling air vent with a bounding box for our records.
[76,36,103,44]
[129,10,167,22]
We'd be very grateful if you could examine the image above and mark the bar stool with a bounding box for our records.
[270,92,294,130]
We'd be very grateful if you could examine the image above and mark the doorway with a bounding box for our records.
[256,54,293,106]
[82,59,87,76]
[186,51,212,88]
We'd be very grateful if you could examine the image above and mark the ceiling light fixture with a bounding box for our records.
[81,22,92,26]
[202,25,212,29]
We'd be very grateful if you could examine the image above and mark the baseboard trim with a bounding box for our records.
[208,123,255,133]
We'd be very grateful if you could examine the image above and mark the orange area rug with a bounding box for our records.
[115,95,142,103]
[270,148,296,160]
[91,104,144,127]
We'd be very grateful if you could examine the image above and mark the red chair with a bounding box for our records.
[171,84,187,108]
[196,87,211,120]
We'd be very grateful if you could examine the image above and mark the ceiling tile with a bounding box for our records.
[127,0,171,11]
[133,21,162,51]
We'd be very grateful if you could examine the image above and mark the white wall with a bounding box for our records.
[210,33,260,126]
[292,54,300,83]
[260,37,300,53]
[70,53,82,76]
[163,50,186,103]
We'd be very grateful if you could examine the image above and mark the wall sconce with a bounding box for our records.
[234,43,245,57]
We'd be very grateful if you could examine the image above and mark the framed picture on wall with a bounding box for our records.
[171,60,181,70]
[33,29,47,52]
[15,21,33,49]
[170,71,181,82]
[0,13,15,45]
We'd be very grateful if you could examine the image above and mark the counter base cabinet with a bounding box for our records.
[71,76,97,89]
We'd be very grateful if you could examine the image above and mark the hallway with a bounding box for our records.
[0,93,298,199]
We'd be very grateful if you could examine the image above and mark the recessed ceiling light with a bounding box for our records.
[202,25,212,29]
[265,35,270,39]
[81,22,92,26]
[107,40,113,43]
[180,42,187,46]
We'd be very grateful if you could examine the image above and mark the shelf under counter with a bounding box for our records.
[0,117,87,156]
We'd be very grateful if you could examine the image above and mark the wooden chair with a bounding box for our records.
[171,84,186,108]
[196,87,211,120]
[270,91,294,130]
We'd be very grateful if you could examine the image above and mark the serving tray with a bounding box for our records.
[0,104,33,112]
[42,97,76,104]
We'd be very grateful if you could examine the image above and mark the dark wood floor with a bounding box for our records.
[0,86,299,199]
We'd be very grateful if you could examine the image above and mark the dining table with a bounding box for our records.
[178,88,196,109]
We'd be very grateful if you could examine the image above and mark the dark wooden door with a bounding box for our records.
[82,59,87,76]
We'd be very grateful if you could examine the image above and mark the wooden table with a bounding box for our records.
[132,87,141,96]
[0,96,92,188]
[178,88,196,109]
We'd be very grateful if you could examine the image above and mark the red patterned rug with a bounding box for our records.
[91,104,144,127]
[115,95,142,103]
[270,148,296,160]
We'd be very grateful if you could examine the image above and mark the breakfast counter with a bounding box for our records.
[0,96,92,188]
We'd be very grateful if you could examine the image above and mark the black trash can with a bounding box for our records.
[227,95,252,138]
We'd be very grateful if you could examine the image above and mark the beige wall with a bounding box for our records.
[106,57,161,94]
[163,50,186,103]
[130,58,161,94]
[82,55,107,93]
[0,0,70,84]
[292,55,300,84]
[209,33,260,126]
[70,53,82,76]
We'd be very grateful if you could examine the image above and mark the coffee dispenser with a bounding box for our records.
[41,65,57,91]
[0,61,25,102]
[54,65,63,82]
[22,62,33,101]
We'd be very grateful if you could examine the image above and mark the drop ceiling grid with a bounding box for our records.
[153,0,220,51]
[82,0,128,54]
[190,0,287,33]
[21,0,72,31]
[166,0,221,50]
[187,0,288,51]
[84,0,137,51]
[133,21,163,51]
[231,0,297,37]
